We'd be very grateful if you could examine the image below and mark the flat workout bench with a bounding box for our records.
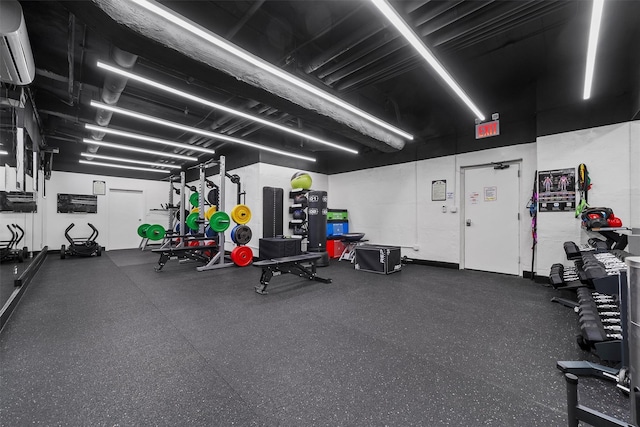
[152,239,217,271]
[252,252,332,294]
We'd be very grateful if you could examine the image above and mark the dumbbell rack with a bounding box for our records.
[555,244,632,388]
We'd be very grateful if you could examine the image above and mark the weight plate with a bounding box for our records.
[231,246,253,267]
[231,225,252,245]
[230,204,252,224]
[189,192,199,207]
[175,209,190,221]
[190,207,200,214]
[137,223,151,238]
[186,212,200,231]
[205,206,217,220]
[207,188,219,206]
[145,224,166,241]
[205,225,216,238]
[210,211,231,232]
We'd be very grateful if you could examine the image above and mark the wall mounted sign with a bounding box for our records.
[484,186,497,202]
[538,168,576,212]
[93,180,106,195]
[475,120,500,139]
[431,180,446,201]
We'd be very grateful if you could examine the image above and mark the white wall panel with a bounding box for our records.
[536,123,631,275]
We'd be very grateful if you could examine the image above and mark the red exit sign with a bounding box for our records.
[475,120,500,139]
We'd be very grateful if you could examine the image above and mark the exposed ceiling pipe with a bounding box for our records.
[416,1,496,37]
[306,23,389,75]
[88,46,138,153]
[410,0,466,27]
[317,31,399,80]
[427,1,542,48]
[67,13,76,106]
[280,4,365,71]
[224,0,265,40]
[441,2,569,52]
[92,0,406,152]
[323,37,407,86]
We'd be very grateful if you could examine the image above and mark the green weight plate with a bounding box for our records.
[210,211,231,232]
[189,192,199,207]
[137,223,151,238]
[186,212,200,231]
[145,224,166,241]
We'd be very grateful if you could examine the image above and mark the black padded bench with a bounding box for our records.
[252,252,331,294]
[152,237,218,271]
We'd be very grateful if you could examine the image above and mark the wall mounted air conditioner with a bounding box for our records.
[0,0,35,85]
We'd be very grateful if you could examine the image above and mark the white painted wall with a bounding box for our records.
[328,143,537,273]
[536,122,635,275]
[1,168,168,251]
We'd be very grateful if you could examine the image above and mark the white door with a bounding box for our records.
[108,189,144,250]
[463,164,520,275]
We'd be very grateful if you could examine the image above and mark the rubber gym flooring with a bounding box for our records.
[0,249,631,426]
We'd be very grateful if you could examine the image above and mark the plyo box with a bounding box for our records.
[354,245,402,274]
[258,237,302,260]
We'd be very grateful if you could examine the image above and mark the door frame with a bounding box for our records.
[459,159,522,273]
[107,188,146,250]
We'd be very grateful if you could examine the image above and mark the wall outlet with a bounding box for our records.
[450,206,458,213]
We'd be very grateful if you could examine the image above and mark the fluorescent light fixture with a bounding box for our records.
[128,0,413,141]
[80,152,181,169]
[90,101,317,162]
[370,0,485,121]
[0,150,8,155]
[85,123,214,155]
[97,61,359,154]
[80,160,171,173]
[583,0,605,100]
[81,138,198,161]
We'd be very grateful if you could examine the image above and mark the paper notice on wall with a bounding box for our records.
[484,186,497,202]
[469,191,479,204]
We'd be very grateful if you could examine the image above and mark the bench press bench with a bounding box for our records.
[252,252,332,294]
[152,236,217,271]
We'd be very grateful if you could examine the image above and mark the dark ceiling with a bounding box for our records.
[2,0,639,180]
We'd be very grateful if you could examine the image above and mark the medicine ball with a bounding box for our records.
[293,194,307,206]
[291,171,312,190]
[292,209,306,220]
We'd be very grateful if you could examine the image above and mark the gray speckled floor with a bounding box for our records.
[0,249,631,426]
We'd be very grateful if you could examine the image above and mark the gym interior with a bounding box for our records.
[1,1,639,426]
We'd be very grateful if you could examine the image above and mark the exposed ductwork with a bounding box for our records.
[90,0,407,153]
[87,46,138,154]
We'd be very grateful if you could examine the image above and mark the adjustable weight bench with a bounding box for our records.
[152,237,217,271]
[252,252,332,294]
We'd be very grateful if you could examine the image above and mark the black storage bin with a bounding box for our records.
[354,245,402,274]
[259,237,302,260]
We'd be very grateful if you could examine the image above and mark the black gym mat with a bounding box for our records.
[0,250,631,426]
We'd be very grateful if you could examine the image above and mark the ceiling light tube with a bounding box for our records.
[85,123,214,155]
[370,0,485,121]
[583,0,604,100]
[0,150,8,155]
[81,138,198,161]
[128,0,413,141]
[80,159,171,173]
[97,61,359,154]
[90,101,317,162]
[80,152,181,169]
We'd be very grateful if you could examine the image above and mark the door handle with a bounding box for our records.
[466,219,471,226]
